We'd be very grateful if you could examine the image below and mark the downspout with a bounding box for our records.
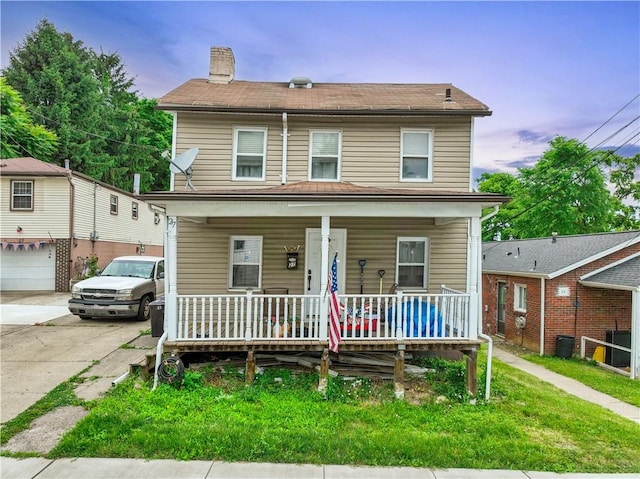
[281,112,288,185]
[169,112,177,192]
[92,182,97,254]
[539,277,546,356]
[631,288,639,380]
[478,205,499,400]
[65,161,75,288]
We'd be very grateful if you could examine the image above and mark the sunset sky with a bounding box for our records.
[2,1,639,179]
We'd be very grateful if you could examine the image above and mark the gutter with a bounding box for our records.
[479,205,500,400]
[158,104,493,117]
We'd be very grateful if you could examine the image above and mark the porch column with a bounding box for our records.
[467,216,480,340]
[165,216,178,341]
[632,289,640,380]
[318,216,331,340]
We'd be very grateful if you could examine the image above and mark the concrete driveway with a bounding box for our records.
[0,292,152,423]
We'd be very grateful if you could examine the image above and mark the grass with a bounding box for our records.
[523,354,640,407]
[39,355,640,473]
[0,376,86,445]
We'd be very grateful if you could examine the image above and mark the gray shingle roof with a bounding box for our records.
[482,231,640,278]
[581,254,640,289]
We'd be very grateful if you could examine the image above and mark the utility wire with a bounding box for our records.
[482,94,640,243]
[25,105,165,155]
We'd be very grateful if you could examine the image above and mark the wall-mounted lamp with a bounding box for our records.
[16,226,22,233]
[284,245,300,270]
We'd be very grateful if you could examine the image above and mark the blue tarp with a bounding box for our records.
[388,299,443,337]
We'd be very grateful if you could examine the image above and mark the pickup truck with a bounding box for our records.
[68,256,164,321]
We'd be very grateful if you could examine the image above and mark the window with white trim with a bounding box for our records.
[229,236,262,289]
[233,127,266,180]
[514,284,527,312]
[110,195,118,215]
[309,130,341,180]
[132,201,138,220]
[396,237,429,288]
[401,129,433,181]
[11,180,33,210]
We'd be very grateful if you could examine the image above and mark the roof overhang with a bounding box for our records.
[141,185,509,219]
[158,105,493,117]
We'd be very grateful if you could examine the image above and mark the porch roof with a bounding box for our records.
[141,181,510,206]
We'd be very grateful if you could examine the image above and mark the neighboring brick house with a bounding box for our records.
[0,157,164,292]
[482,231,640,379]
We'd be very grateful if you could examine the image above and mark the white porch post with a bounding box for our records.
[165,216,178,341]
[467,216,480,340]
[631,289,640,380]
[318,216,331,340]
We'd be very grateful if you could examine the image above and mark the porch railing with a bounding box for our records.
[173,289,472,342]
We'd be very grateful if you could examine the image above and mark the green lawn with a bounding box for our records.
[31,356,640,473]
[523,354,640,407]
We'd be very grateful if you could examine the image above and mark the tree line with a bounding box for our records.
[1,19,172,193]
[2,19,638,238]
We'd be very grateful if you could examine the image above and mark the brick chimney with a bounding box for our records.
[209,47,235,84]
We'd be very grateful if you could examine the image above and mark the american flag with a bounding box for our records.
[328,254,341,353]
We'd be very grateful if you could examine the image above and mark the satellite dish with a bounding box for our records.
[166,147,198,190]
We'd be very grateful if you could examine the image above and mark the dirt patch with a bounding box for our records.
[3,406,88,454]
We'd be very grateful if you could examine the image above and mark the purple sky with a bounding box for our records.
[2,1,639,179]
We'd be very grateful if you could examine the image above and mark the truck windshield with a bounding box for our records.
[101,260,155,279]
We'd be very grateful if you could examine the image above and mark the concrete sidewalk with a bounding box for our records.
[493,347,640,425]
[1,457,637,479]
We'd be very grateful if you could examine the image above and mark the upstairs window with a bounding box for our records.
[309,130,341,180]
[401,129,433,181]
[11,180,33,211]
[132,201,138,220]
[396,237,429,289]
[233,127,266,180]
[110,195,118,215]
[229,236,262,289]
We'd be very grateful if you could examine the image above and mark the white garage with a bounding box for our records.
[0,244,56,291]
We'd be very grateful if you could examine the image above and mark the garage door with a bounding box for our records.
[0,246,56,291]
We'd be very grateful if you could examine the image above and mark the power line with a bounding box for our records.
[481,94,640,241]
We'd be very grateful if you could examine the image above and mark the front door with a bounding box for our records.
[304,228,347,296]
[497,281,506,335]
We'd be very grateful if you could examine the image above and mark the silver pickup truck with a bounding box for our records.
[68,256,165,321]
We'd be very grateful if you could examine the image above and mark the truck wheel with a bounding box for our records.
[137,295,151,321]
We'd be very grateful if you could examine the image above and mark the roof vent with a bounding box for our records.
[289,76,312,89]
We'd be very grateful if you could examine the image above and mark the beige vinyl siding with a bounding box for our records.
[72,177,163,246]
[176,216,468,295]
[174,113,473,191]
[0,176,70,238]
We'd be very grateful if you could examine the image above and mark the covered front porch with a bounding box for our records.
[143,183,506,397]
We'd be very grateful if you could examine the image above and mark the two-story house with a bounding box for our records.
[142,47,509,396]
[0,157,164,292]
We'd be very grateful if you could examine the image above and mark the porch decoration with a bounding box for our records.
[284,245,300,269]
[1,240,49,250]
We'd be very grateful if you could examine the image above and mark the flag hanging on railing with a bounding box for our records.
[328,253,341,353]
